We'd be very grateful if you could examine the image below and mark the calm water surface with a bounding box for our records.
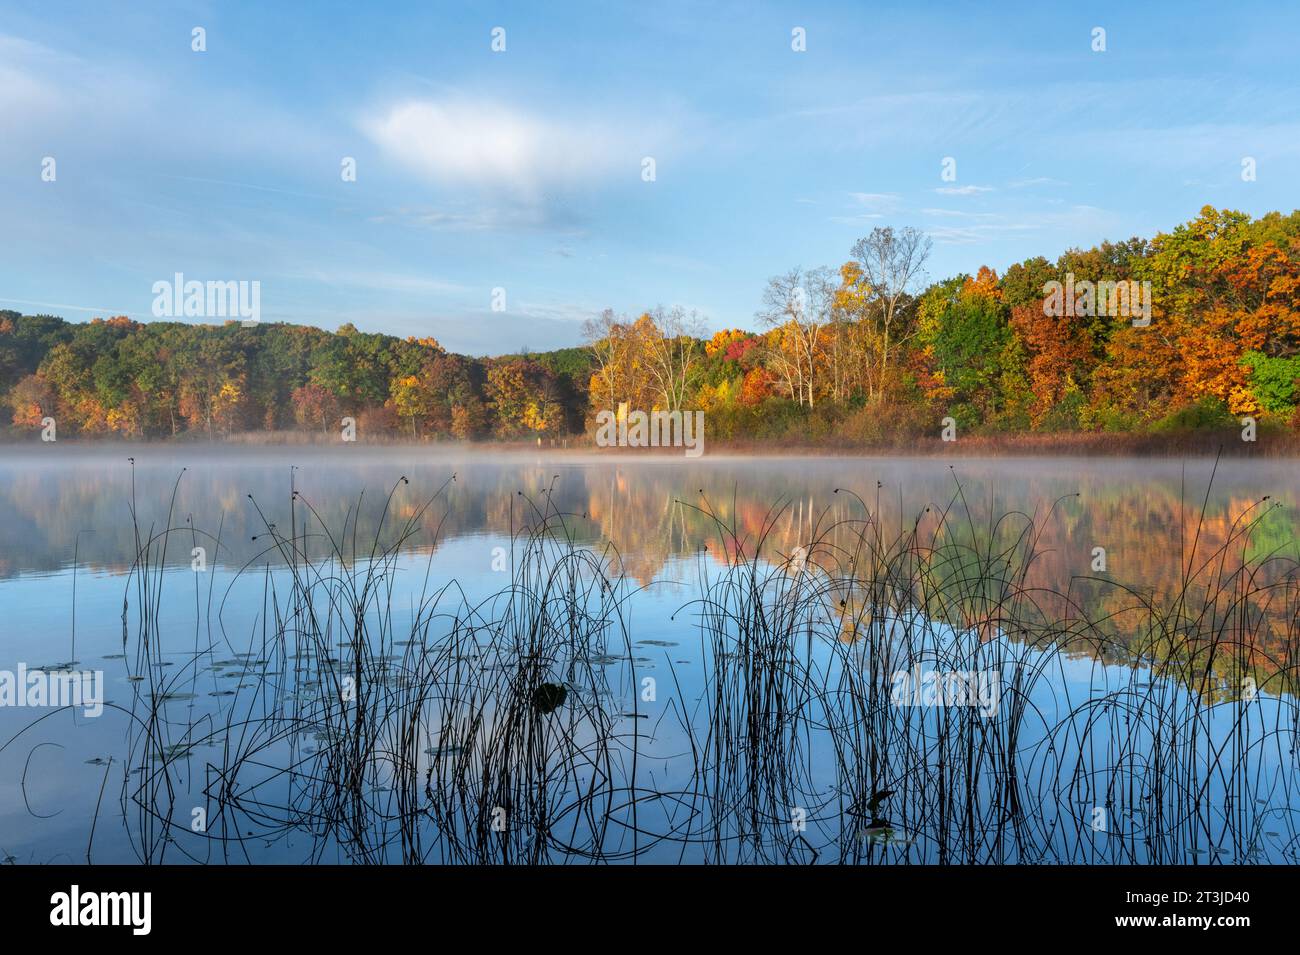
[1,446,1297,864]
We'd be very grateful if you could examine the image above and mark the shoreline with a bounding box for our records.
[0,429,1296,459]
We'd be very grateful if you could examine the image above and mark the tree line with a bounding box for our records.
[3,205,1298,443]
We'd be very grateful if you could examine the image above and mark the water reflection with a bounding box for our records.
[0,447,1297,864]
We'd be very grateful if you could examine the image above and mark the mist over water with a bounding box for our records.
[3,445,1296,581]
[1,446,1297,863]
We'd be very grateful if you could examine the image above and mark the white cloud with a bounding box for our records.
[361,98,640,197]
[922,208,997,218]
[0,33,324,167]
[1009,177,1069,188]
[925,204,1119,245]
[833,191,900,222]
[848,192,901,208]
[934,185,994,196]
[287,270,469,296]
[0,35,71,119]
[925,223,1034,245]
[367,204,581,233]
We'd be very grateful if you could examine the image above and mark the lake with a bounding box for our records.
[1,445,1297,864]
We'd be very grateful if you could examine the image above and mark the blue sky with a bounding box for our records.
[1,0,1297,354]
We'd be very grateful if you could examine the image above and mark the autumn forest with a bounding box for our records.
[3,205,1298,445]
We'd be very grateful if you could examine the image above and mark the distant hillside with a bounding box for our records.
[4,206,1298,444]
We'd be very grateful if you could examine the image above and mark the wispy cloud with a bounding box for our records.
[922,208,997,219]
[924,204,1119,246]
[367,204,585,234]
[361,98,648,198]
[0,33,156,147]
[848,192,902,209]
[285,270,470,296]
[0,296,143,318]
[934,185,994,196]
[0,35,65,121]
[832,191,900,222]
[924,223,1037,245]
[1009,177,1069,188]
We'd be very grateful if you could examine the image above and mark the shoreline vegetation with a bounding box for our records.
[2,429,1300,457]
[3,206,1298,451]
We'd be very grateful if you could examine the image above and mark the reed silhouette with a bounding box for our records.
[23,455,1297,865]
